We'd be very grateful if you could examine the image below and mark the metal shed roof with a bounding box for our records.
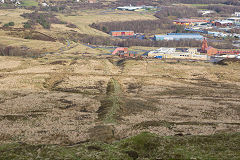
[154,34,204,40]
[167,33,201,35]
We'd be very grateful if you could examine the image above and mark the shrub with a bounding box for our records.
[21,12,66,29]
[37,16,50,29]
[3,22,15,27]
[8,22,14,26]
[3,23,9,27]
[23,22,32,29]
[66,23,77,28]
[119,132,159,158]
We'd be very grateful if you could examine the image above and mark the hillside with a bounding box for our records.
[0,1,240,159]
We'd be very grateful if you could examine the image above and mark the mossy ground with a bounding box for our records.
[1,132,240,160]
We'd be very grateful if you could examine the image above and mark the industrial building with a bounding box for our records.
[148,39,240,60]
[214,20,233,27]
[173,19,209,26]
[117,6,143,11]
[88,0,97,3]
[111,31,134,37]
[198,10,215,16]
[148,47,207,60]
[185,28,240,39]
[112,47,128,55]
[112,47,138,58]
[232,12,240,17]
[154,33,204,41]
[227,17,240,23]
[116,5,155,11]
[226,17,240,26]
[201,38,240,56]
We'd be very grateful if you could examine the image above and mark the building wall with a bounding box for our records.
[215,22,233,27]
[188,48,198,54]
[88,0,97,3]
[207,48,218,55]
[111,31,134,37]
[148,47,207,60]
[154,35,203,41]
[149,53,207,60]
[234,12,240,17]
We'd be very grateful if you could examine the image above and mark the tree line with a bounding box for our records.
[90,19,184,34]
[199,5,240,16]
[57,31,235,49]
[166,0,227,4]
[154,6,200,19]
[21,11,66,29]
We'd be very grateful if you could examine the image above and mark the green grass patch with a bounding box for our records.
[1,132,240,159]
[98,78,123,124]
[190,4,209,7]
[20,0,38,7]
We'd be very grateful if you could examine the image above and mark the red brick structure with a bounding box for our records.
[201,39,240,56]
[112,47,128,55]
[206,47,218,56]
[112,47,138,58]
[201,38,208,52]
[111,31,134,37]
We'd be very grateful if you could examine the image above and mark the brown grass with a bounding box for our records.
[0,55,240,144]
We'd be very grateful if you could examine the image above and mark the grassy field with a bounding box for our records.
[189,4,210,7]
[20,0,38,7]
[0,8,158,56]
[0,132,239,159]
[0,9,31,27]
[57,9,157,36]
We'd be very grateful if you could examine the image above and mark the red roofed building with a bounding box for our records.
[173,19,209,26]
[111,31,134,37]
[206,47,218,56]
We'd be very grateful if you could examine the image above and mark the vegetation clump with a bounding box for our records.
[23,22,32,29]
[21,11,66,29]
[3,22,15,27]
[0,132,240,159]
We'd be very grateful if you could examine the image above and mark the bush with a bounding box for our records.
[21,12,66,29]
[66,23,77,28]
[3,23,9,27]
[36,15,50,29]
[23,22,32,29]
[3,22,15,27]
[40,21,50,29]
[119,132,159,158]
[8,22,14,26]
